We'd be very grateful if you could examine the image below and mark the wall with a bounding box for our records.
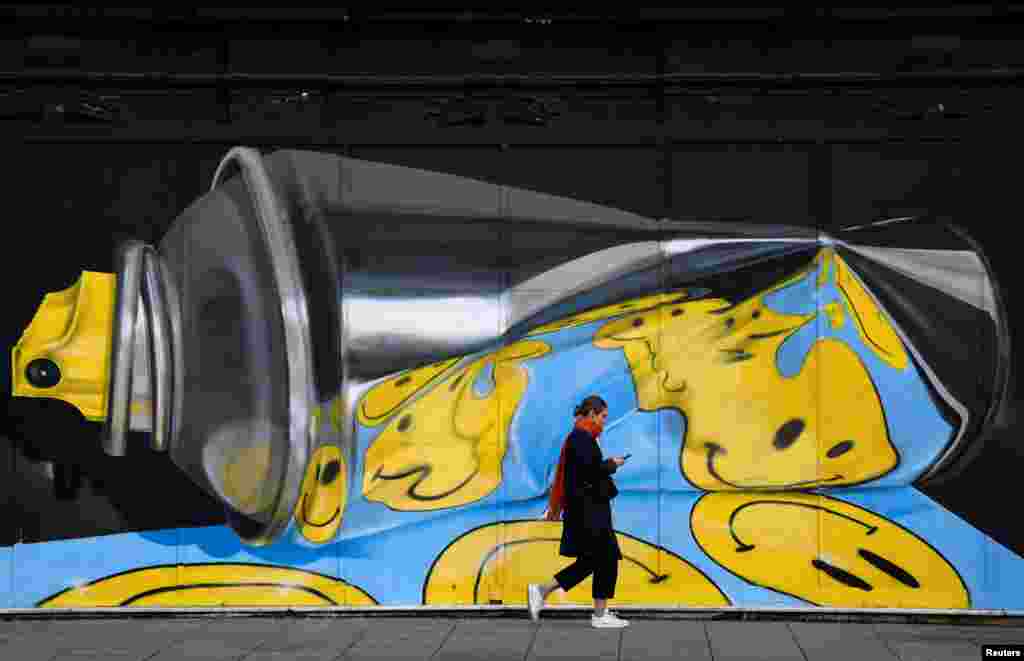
[0,142,1021,611]
[2,10,1023,610]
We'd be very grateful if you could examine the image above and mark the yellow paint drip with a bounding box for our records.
[832,253,908,370]
[361,339,550,511]
[358,357,460,427]
[824,302,846,329]
[817,249,832,286]
[526,288,696,336]
[594,255,898,490]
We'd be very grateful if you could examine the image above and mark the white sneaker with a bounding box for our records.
[527,584,543,621]
[591,611,629,628]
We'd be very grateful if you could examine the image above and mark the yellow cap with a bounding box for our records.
[11,271,116,421]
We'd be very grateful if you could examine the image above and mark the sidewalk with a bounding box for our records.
[2,614,1023,660]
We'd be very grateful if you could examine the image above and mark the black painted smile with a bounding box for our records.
[704,442,844,490]
[373,463,479,502]
[724,498,921,592]
[301,493,340,528]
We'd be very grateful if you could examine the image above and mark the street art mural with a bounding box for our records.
[6,147,1019,611]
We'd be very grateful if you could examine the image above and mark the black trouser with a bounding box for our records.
[554,551,619,599]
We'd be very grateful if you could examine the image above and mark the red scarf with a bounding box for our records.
[545,416,603,521]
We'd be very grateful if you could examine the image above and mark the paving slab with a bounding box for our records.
[706,621,806,661]
[50,654,148,661]
[148,619,288,660]
[256,617,368,654]
[0,615,1022,660]
[434,619,538,661]
[790,622,899,661]
[955,627,1024,645]
[889,640,982,661]
[243,654,350,661]
[528,621,622,660]
[0,619,24,634]
[0,637,75,661]
[619,620,711,661]
[875,622,1024,645]
[343,619,455,660]
[21,619,198,659]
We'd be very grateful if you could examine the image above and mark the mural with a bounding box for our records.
[39,564,377,608]
[6,147,1018,612]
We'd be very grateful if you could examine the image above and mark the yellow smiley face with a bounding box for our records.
[357,357,461,427]
[295,445,347,544]
[692,492,968,608]
[594,251,899,490]
[361,340,550,511]
[424,520,729,606]
[37,563,376,607]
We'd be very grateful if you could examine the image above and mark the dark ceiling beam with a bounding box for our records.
[1,68,1021,91]
[0,119,1006,146]
[4,7,1024,22]
[2,8,1024,38]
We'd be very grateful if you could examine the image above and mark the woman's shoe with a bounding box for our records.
[591,611,629,628]
[527,584,543,621]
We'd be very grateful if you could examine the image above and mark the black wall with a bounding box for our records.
[1,8,1022,552]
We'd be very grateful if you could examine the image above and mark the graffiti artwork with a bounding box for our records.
[7,147,1019,611]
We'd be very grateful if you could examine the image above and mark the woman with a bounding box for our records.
[528,395,629,628]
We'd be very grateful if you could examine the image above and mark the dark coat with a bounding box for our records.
[558,427,622,560]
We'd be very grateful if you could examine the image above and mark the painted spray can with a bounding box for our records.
[10,147,1011,547]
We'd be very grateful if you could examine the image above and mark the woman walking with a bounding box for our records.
[528,395,629,628]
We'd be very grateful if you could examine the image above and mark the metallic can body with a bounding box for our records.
[98,148,1009,547]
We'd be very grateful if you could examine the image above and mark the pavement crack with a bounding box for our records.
[703,622,716,661]
[786,622,810,661]
[523,621,541,661]
[139,626,195,661]
[429,621,458,660]
[332,621,370,661]
[236,638,269,661]
[870,623,905,661]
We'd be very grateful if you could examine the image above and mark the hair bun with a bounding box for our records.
[573,395,607,418]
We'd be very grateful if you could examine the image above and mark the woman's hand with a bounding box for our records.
[611,456,626,466]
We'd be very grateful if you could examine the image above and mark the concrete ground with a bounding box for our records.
[1,614,1023,660]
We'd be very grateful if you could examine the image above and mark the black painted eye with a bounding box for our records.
[395,376,411,387]
[752,310,761,319]
[858,549,919,588]
[773,418,805,450]
[319,459,341,486]
[632,317,644,327]
[722,350,754,364]
[25,358,61,388]
[827,440,854,458]
[671,309,683,317]
[397,414,413,432]
[725,318,735,328]
[812,559,872,591]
